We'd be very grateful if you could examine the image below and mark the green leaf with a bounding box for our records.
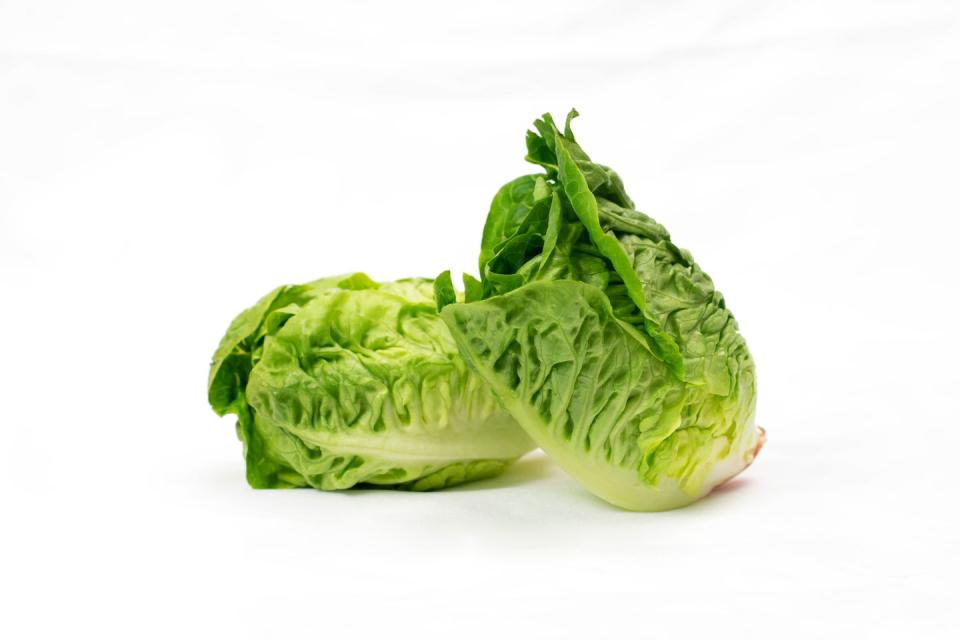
[479,174,541,278]
[462,273,483,303]
[442,281,758,511]
[552,128,684,377]
[447,111,761,509]
[433,270,457,312]
[208,274,534,491]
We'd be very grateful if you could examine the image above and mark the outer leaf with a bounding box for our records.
[208,274,534,491]
[433,270,457,311]
[207,276,349,487]
[553,128,684,377]
[444,111,762,510]
[479,174,541,277]
[442,281,759,511]
[462,273,483,303]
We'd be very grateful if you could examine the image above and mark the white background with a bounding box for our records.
[2,1,958,638]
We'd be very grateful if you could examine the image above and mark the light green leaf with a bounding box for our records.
[208,274,534,491]
[433,270,457,312]
[444,111,761,510]
[443,281,758,511]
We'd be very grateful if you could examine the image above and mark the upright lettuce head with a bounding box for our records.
[208,273,534,490]
[440,111,763,510]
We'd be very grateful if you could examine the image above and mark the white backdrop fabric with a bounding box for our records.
[2,2,958,638]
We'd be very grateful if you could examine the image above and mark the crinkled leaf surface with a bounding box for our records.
[208,274,534,490]
[443,111,760,510]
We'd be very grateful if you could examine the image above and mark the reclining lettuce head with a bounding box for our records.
[440,110,763,511]
[208,273,534,490]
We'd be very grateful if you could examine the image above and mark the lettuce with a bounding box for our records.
[440,111,763,510]
[205,111,762,510]
[208,273,534,491]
